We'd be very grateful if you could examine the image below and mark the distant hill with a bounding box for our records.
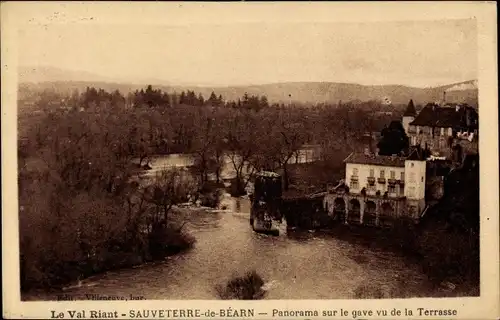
[18,66,119,84]
[17,66,478,107]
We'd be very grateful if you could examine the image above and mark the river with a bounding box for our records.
[25,195,435,300]
[24,153,437,300]
[135,146,321,181]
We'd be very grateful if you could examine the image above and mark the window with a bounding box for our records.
[379,170,385,178]
[440,127,445,136]
[367,184,376,193]
[411,136,417,145]
[409,172,416,183]
[400,172,405,181]
[398,185,404,196]
[388,185,396,193]
[353,168,358,176]
[390,171,396,179]
[369,169,374,177]
[350,180,359,190]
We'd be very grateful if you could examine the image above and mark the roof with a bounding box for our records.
[406,147,427,161]
[344,152,406,167]
[403,99,417,117]
[410,104,478,129]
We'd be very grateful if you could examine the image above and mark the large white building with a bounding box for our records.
[324,145,428,227]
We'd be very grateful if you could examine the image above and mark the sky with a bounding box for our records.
[17,17,477,88]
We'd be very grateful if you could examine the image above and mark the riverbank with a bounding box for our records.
[20,203,198,295]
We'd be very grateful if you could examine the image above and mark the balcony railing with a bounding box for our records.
[387,178,397,185]
[367,177,376,185]
[351,176,359,181]
[377,177,386,184]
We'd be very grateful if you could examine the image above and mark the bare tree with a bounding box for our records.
[145,168,197,224]
[224,111,260,195]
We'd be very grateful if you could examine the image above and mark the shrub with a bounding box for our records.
[148,222,196,259]
[199,189,223,208]
[215,270,265,300]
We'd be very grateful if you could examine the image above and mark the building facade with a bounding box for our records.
[287,144,322,164]
[323,150,427,227]
[323,98,479,228]
[404,101,478,160]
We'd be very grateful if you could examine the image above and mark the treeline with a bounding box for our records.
[29,85,402,115]
[24,84,396,160]
[131,87,270,111]
[22,85,400,195]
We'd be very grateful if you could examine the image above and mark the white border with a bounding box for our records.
[2,2,498,319]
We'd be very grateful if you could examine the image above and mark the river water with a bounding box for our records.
[25,154,436,300]
[26,196,433,300]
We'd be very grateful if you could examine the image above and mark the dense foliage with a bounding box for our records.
[377,120,410,156]
[215,270,265,300]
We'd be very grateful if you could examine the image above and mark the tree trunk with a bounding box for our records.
[283,163,289,191]
[163,204,169,224]
[215,151,222,184]
[236,175,244,195]
[215,168,220,184]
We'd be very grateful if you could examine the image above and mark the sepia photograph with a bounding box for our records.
[2,2,499,319]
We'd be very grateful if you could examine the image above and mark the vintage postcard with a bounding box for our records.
[2,1,499,319]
